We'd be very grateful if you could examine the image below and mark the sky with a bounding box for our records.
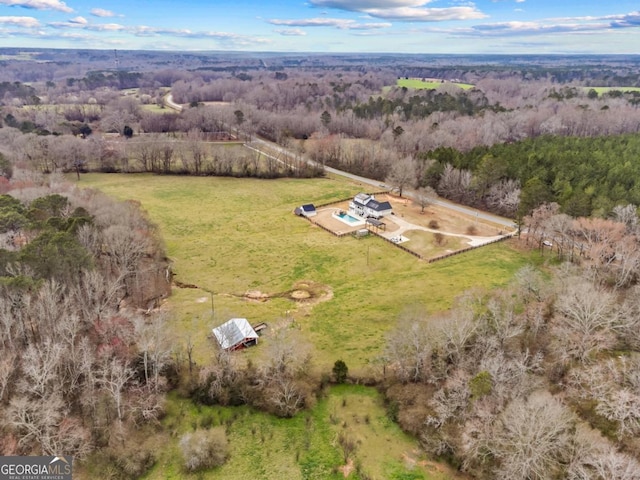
[0,0,638,54]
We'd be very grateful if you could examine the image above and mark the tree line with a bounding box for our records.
[0,171,173,477]
[417,134,640,219]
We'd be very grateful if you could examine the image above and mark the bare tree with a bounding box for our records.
[485,391,575,480]
[0,351,16,402]
[485,179,520,216]
[552,278,619,362]
[415,186,436,213]
[97,358,135,421]
[18,340,64,399]
[437,163,472,203]
[384,313,433,383]
[385,156,417,198]
[133,313,171,392]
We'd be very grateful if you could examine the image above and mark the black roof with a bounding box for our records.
[368,199,392,211]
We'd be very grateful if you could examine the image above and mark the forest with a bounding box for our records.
[1,48,640,478]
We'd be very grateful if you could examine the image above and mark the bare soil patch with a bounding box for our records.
[240,280,333,306]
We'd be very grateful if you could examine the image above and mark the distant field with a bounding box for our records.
[587,86,640,94]
[396,77,475,90]
[140,103,176,114]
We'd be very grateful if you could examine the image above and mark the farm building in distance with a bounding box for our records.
[349,193,392,219]
[212,318,259,351]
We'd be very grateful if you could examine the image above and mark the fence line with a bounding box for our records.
[366,229,424,259]
[298,215,351,237]
[426,233,516,263]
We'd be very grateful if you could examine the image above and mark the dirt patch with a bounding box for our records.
[290,289,311,300]
[284,281,333,305]
[339,458,355,478]
[244,290,270,302]
[239,281,333,306]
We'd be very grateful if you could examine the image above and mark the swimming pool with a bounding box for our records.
[333,210,366,226]
[337,212,361,223]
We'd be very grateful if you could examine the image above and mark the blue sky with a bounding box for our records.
[0,0,638,54]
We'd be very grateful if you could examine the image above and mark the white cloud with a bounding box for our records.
[0,0,72,12]
[268,17,391,29]
[0,15,39,27]
[363,6,486,21]
[275,28,307,36]
[310,0,431,9]
[48,19,125,31]
[90,8,116,17]
[449,11,640,37]
[308,0,485,21]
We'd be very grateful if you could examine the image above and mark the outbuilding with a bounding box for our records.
[295,204,317,217]
[212,318,259,351]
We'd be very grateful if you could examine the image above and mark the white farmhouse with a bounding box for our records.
[349,193,393,219]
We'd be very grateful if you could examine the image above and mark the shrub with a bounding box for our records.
[428,220,439,229]
[332,360,348,384]
[179,428,229,472]
[466,224,478,235]
[469,371,492,399]
[433,232,446,246]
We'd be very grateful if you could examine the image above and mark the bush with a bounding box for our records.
[433,232,446,246]
[466,224,478,235]
[179,428,229,472]
[332,360,348,384]
[428,220,439,229]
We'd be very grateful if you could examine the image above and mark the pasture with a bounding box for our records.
[77,173,531,371]
[76,172,535,479]
[124,385,459,480]
[587,86,640,94]
[396,78,475,91]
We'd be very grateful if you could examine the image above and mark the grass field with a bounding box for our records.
[396,78,475,91]
[122,385,458,480]
[75,172,535,479]
[77,173,532,371]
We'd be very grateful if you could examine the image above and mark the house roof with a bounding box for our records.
[212,318,258,350]
[352,193,392,212]
[367,199,392,212]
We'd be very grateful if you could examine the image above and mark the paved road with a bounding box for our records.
[166,91,516,232]
[250,138,516,231]
[164,93,183,112]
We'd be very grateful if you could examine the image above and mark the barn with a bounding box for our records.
[212,318,259,351]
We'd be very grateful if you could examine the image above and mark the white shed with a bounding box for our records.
[212,318,259,351]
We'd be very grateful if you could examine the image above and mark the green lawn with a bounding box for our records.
[135,386,456,480]
[77,173,531,371]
